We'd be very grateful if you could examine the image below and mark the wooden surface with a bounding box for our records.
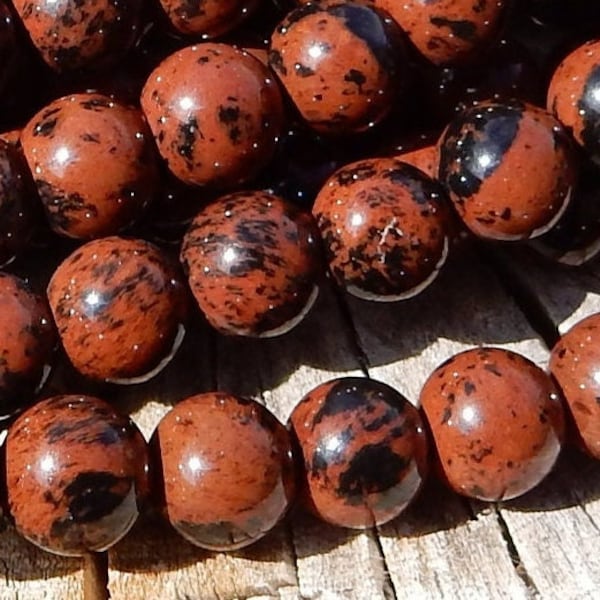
[3,240,600,599]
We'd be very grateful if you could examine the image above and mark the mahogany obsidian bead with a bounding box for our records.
[420,348,565,501]
[47,236,188,383]
[140,43,284,188]
[21,93,159,240]
[313,157,451,301]
[269,2,404,134]
[180,190,322,337]
[153,392,296,551]
[289,377,429,529]
[0,273,56,418]
[12,0,143,72]
[550,313,600,460]
[438,99,577,241]
[6,395,149,556]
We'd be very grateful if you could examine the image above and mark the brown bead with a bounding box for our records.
[153,393,296,551]
[289,377,429,528]
[394,144,438,179]
[420,348,565,501]
[550,313,600,459]
[47,236,188,383]
[6,395,149,556]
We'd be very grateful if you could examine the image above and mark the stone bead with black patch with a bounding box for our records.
[156,0,261,37]
[268,2,404,135]
[289,377,429,529]
[153,392,296,551]
[550,313,600,460]
[0,273,56,418]
[438,100,577,241]
[12,0,142,72]
[20,93,159,240]
[313,157,451,301]
[6,394,149,556]
[140,43,284,188]
[47,236,188,383]
[548,40,600,166]
[180,190,322,337]
[420,348,565,501]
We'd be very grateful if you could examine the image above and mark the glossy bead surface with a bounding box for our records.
[548,40,600,166]
[140,43,284,188]
[12,0,142,71]
[313,158,450,301]
[157,0,261,37]
[21,93,158,239]
[0,273,55,417]
[420,348,565,501]
[394,144,438,179]
[0,140,37,266]
[289,377,429,528]
[181,190,322,337]
[550,314,600,459]
[153,392,296,550]
[269,2,403,134]
[6,395,149,556]
[438,100,577,240]
[47,236,188,383]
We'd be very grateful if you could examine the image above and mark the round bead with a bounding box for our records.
[157,0,260,37]
[313,157,450,301]
[548,39,600,166]
[550,313,600,459]
[269,2,403,134]
[0,273,55,417]
[438,100,577,240]
[289,377,429,529]
[21,93,158,239]
[140,43,284,188]
[153,392,296,551]
[47,236,188,383]
[6,395,149,556]
[420,348,565,501]
[180,190,322,337]
[0,140,37,266]
[12,0,142,71]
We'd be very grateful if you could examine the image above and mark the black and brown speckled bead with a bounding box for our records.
[269,2,403,134]
[153,392,296,550]
[21,93,159,240]
[140,43,284,188]
[420,348,565,501]
[6,395,149,556]
[313,157,451,301]
[438,100,577,241]
[289,377,429,528]
[47,236,188,383]
[12,0,142,71]
[180,190,322,337]
[0,273,56,418]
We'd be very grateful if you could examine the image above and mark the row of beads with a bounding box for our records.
[6,309,600,557]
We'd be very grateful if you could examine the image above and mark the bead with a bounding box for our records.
[0,273,55,417]
[394,144,438,179]
[21,93,159,239]
[269,2,403,134]
[289,377,429,529]
[313,157,451,301]
[438,100,577,240]
[180,190,322,337]
[140,43,284,188]
[550,313,600,460]
[47,236,188,383]
[548,39,600,166]
[420,348,565,501]
[6,395,149,556]
[153,392,296,551]
[12,0,142,71]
